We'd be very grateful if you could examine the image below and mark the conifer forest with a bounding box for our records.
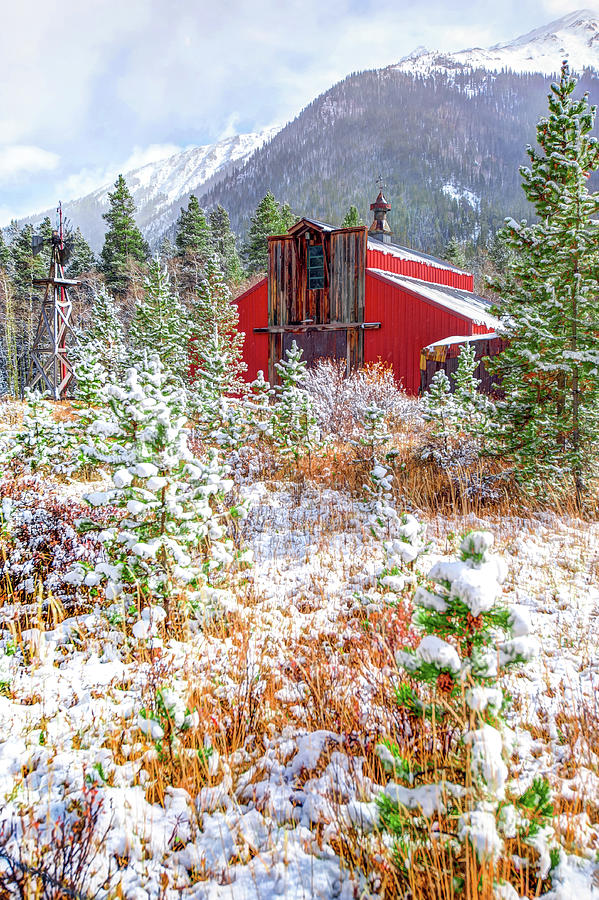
[0,10,599,900]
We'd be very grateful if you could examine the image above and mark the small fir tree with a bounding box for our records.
[421,369,457,456]
[129,259,190,382]
[66,227,96,277]
[100,175,149,293]
[272,341,319,460]
[209,204,244,282]
[376,531,552,896]
[188,252,245,390]
[175,195,211,258]
[69,356,249,621]
[242,192,295,274]
[341,205,363,228]
[488,62,599,504]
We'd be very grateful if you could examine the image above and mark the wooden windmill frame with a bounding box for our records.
[28,203,78,399]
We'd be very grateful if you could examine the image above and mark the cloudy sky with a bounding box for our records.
[0,0,593,224]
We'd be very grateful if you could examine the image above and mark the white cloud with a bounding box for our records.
[55,143,186,202]
[0,145,60,183]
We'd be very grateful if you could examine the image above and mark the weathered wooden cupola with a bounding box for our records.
[368,188,393,244]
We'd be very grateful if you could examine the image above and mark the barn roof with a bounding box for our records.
[368,268,499,328]
[367,238,466,275]
[425,332,497,350]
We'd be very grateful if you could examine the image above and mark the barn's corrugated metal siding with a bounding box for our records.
[364,270,476,395]
[235,278,269,382]
[366,245,474,291]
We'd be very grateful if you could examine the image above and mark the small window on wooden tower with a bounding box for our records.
[308,244,325,289]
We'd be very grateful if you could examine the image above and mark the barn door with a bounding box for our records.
[282,330,348,370]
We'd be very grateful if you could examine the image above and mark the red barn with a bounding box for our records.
[235,191,498,395]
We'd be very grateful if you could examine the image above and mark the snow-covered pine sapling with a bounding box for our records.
[70,355,250,624]
[3,390,76,474]
[360,402,400,543]
[129,258,190,384]
[272,341,319,461]
[376,531,555,895]
[377,514,427,596]
[72,341,108,409]
[244,370,273,443]
[191,325,247,448]
[138,685,200,765]
[421,368,457,457]
[452,342,493,441]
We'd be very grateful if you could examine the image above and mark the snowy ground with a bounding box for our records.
[1,469,598,898]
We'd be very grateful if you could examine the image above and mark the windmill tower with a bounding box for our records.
[28,203,77,399]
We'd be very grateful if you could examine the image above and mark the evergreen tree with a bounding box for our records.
[158,235,175,262]
[66,227,96,277]
[209,204,244,281]
[9,222,47,300]
[175,195,211,258]
[100,175,149,293]
[174,195,212,293]
[376,531,548,895]
[488,63,599,504]
[273,341,319,459]
[242,192,295,274]
[188,252,245,391]
[0,230,11,271]
[82,287,125,378]
[69,355,250,621]
[129,259,189,382]
[341,205,363,227]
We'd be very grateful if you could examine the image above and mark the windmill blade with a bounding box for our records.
[31,234,45,256]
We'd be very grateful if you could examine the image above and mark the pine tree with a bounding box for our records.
[175,195,211,258]
[488,63,599,504]
[86,287,125,377]
[209,205,244,281]
[273,341,319,459]
[158,236,175,262]
[188,252,245,391]
[9,222,47,301]
[242,192,295,274]
[129,259,190,382]
[100,175,149,293]
[341,205,363,227]
[422,369,457,456]
[453,342,492,439]
[69,356,249,621]
[376,531,549,895]
[0,230,11,272]
[66,227,96,277]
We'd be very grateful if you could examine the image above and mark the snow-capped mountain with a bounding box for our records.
[23,128,277,251]
[394,9,599,78]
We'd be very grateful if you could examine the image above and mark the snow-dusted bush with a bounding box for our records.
[303,358,421,440]
[376,530,556,894]
[0,480,102,604]
[69,355,250,622]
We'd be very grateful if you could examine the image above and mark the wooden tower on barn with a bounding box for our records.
[28,203,78,399]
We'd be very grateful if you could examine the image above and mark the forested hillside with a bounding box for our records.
[199,67,599,255]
